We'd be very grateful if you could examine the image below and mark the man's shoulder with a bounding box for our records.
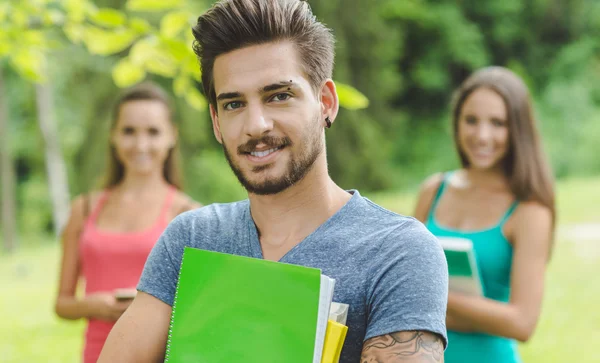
[347,195,443,263]
[163,199,250,249]
[175,199,250,227]
[354,195,433,240]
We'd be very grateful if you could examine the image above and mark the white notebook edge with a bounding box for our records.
[438,236,473,251]
[329,302,349,325]
[313,275,336,363]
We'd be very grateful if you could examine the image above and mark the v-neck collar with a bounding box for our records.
[244,190,361,262]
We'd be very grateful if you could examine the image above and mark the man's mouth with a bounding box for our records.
[249,147,283,157]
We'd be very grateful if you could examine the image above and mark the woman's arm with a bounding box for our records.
[446,311,474,332]
[446,202,553,342]
[54,196,88,320]
[54,195,130,322]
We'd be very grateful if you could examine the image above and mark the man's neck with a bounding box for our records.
[248,161,351,259]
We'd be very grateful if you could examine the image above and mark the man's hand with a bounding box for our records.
[361,331,445,363]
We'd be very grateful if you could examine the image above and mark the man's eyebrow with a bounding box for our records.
[216,81,298,101]
[261,81,298,93]
[216,92,242,101]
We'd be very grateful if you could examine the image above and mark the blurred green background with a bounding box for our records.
[1,0,599,362]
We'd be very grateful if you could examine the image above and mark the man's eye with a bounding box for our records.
[224,101,243,111]
[271,93,291,102]
[122,127,135,135]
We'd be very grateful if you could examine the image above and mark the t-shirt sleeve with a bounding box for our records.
[364,218,448,347]
[137,214,189,306]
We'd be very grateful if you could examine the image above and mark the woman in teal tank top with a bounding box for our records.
[413,67,556,363]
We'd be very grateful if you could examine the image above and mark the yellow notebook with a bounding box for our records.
[320,320,348,363]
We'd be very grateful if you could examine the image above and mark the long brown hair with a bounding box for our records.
[104,81,183,189]
[192,0,335,110]
[451,67,556,229]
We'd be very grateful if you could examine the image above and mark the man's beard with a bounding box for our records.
[222,121,324,195]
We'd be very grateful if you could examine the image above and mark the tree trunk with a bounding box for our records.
[35,82,70,237]
[0,68,18,253]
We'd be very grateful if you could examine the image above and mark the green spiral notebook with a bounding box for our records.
[164,247,335,363]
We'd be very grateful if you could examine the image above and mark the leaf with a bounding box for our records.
[160,37,190,61]
[184,25,196,45]
[112,57,146,87]
[173,75,190,96]
[13,7,29,28]
[0,35,12,57]
[83,27,138,55]
[381,0,427,21]
[145,56,178,78]
[90,8,127,28]
[187,57,201,82]
[129,36,178,77]
[43,9,65,26]
[160,11,190,38]
[336,83,369,110]
[129,36,156,65]
[129,17,152,34]
[184,87,207,110]
[0,3,7,24]
[65,0,86,23]
[182,31,202,81]
[84,1,99,16]
[23,30,45,48]
[182,49,201,81]
[10,48,46,82]
[126,0,184,12]
[63,23,85,44]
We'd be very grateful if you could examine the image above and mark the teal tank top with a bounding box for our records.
[425,173,521,363]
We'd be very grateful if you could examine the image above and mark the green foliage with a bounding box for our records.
[377,0,600,186]
[2,0,600,233]
[126,0,184,12]
[335,83,369,110]
[1,0,369,111]
[184,150,246,204]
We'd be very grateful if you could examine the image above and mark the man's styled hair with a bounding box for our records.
[192,0,335,109]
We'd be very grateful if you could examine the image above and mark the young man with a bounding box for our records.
[99,1,448,362]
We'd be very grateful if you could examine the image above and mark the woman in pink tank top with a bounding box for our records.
[54,82,201,363]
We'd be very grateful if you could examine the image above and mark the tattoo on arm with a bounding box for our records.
[361,331,444,363]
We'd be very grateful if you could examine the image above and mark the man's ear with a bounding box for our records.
[319,79,339,127]
[210,104,223,144]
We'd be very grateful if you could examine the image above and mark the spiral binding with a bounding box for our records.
[164,251,186,362]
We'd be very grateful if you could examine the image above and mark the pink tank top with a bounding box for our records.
[78,186,175,363]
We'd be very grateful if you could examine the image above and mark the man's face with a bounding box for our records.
[210,41,325,195]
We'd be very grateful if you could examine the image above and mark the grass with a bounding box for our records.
[1,176,599,362]
[0,244,85,362]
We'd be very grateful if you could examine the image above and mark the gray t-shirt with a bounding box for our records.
[138,190,448,363]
